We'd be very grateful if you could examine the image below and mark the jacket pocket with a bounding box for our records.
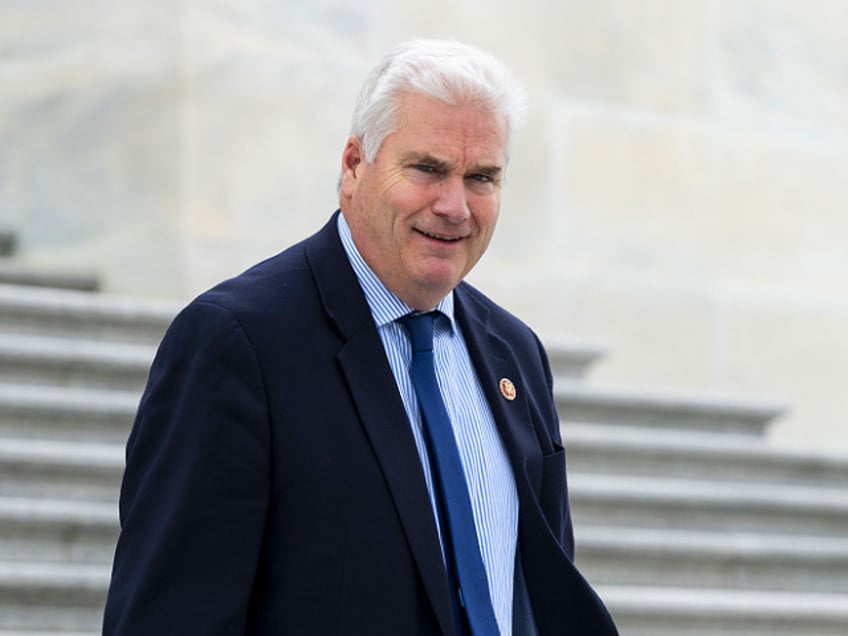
[539,443,568,542]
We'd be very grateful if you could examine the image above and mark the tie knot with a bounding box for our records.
[400,311,438,353]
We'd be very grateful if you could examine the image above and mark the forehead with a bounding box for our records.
[384,91,508,165]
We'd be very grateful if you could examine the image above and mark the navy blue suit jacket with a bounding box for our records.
[103,212,617,635]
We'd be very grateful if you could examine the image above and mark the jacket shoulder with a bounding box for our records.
[184,215,341,326]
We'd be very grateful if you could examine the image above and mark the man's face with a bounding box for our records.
[339,91,508,311]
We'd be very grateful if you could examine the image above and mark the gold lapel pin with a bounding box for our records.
[499,378,516,401]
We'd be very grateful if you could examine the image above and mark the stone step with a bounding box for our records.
[0,232,15,258]
[564,422,848,489]
[0,383,137,443]
[0,561,107,632]
[0,263,98,293]
[0,334,154,392]
[0,632,97,636]
[0,284,177,345]
[599,585,848,636]
[0,439,123,503]
[0,498,117,565]
[570,474,848,538]
[541,336,606,380]
[576,526,848,594]
[555,380,786,436]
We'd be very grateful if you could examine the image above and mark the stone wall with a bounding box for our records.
[2,1,847,450]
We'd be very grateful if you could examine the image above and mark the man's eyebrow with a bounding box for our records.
[469,164,503,179]
[401,152,451,170]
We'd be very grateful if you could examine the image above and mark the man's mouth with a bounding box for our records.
[417,229,463,242]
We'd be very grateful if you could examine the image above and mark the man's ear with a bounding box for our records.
[340,136,364,198]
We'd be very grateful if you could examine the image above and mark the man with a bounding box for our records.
[103,39,617,635]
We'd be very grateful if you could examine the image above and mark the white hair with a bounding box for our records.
[348,39,528,164]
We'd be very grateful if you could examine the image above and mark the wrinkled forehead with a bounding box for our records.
[388,90,509,160]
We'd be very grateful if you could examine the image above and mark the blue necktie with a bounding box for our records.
[401,312,500,636]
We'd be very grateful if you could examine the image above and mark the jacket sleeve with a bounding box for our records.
[103,300,271,635]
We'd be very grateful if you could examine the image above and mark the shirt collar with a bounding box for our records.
[337,212,455,331]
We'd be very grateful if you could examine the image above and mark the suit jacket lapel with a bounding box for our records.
[454,285,544,500]
[457,286,619,635]
[304,214,457,636]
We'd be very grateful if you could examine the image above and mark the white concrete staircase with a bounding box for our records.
[0,283,176,634]
[558,373,848,634]
[0,280,847,634]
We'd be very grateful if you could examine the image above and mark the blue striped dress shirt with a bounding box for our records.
[338,213,519,634]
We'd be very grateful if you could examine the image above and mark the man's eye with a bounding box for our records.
[467,173,493,184]
[414,164,437,174]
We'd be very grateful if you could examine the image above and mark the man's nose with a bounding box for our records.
[431,177,470,222]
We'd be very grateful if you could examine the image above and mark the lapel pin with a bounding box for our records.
[499,378,516,401]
